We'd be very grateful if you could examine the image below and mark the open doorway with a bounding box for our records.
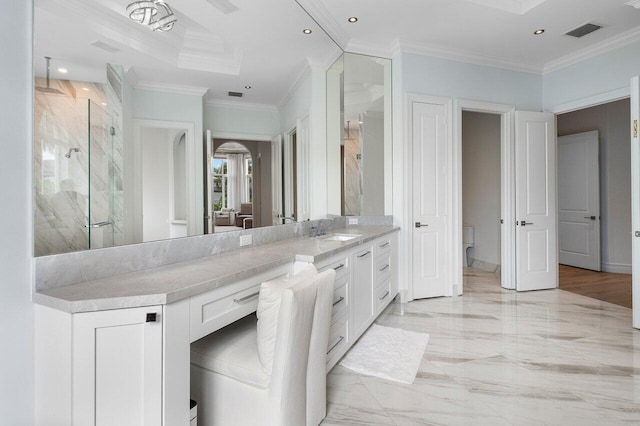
[461,111,502,287]
[556,98,632,308]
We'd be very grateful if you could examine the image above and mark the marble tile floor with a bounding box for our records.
[323,267,640,425]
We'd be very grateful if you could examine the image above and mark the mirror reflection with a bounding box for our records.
[327,53,392,217]
[33,0,340,256]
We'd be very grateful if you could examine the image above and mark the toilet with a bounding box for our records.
[463,225,474,267]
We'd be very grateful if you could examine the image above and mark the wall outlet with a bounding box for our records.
[348,218,358,225]
[240,234,252,247]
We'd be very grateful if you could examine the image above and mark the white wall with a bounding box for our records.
[133,89,204,235]
[279,71,312,133]
[0,1,34,424]
[462,112,501,266]
[543,41,640,111]
[557,99,632,272]
[402,53,543,110]
[204,104,280,137]
[361,113,385,215]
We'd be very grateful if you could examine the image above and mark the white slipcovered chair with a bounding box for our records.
[190,269,335,426]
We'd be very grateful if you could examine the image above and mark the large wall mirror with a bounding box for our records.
[33,0,341,256]
[327,52,392,217]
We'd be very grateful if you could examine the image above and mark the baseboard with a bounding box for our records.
[601,262,632,275]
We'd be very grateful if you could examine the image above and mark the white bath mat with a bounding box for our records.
[339,324,429,384]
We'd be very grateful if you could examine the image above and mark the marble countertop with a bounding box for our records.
[34,226,399,313]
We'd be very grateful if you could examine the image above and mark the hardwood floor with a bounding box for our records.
[559,265,632,308]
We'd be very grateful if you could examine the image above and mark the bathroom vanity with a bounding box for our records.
[34,226,398,425]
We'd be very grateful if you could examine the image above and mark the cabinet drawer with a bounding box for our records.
[331,274,349,323]
[318,254,350,279]
[189,265,290,342]
[326,315,349,370]
[375,280,393,314]
[374,255,392,284]
[374,237,393,258]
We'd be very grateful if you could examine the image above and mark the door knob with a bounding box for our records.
[583,216,596,220]
[415,222,428,228]
[519,220,533,226]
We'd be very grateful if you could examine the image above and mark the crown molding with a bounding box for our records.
[399,40,543,74]
[344,39,396,59]
[543,27,640,74]
[294,0,349,49]
[205,99,278,112]
[135,81,209,96]
[277,62,312,110]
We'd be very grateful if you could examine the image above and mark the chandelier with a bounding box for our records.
[126,0,177,32]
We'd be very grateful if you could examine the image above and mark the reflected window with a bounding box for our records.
[212,157,228,210]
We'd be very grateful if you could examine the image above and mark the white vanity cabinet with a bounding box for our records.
[35,304,164,426]
[351,245,375,338]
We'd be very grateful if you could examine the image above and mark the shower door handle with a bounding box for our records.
[84,221,113,228]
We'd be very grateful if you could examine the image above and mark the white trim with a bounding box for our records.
[601,262,632,274]
[211,131,272,142]
[132,119,197,243]
[278,62,311,110]
[543,27,640,74]
[205,99,278,112]
[134,81,209,97]
[294,0,349,49]
[454,99,516,292]
[399,41,543,75]
[548,87,630,114]
[345,39,395,59]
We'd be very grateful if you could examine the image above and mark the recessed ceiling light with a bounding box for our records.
[82,87,90,91]
[57,68,68,74]
[101,102,107,106]
[534,29,545,35]
[348,17,358,23]
[244,85,252,89]
[303,29,312,34]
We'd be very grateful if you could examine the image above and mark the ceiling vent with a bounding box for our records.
[565,23,602,38]
[91,41,120,53]
[228,91,243,97]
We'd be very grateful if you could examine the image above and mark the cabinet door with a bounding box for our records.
[73,306,163,426]
[351,246,374,338]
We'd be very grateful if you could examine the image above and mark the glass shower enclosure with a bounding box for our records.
[34,93,121,256]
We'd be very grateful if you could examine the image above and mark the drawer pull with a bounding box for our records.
[332,296,345,307]
[233,291,260,304]
[378,264,390,272]
[146,313,158,323]
[333,263,345,271]
[379,291,390,301]
[357,251,371,258]
[327,336,345,354]
[379,242,390,248]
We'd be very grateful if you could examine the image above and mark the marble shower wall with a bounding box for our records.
[34,72,124,256]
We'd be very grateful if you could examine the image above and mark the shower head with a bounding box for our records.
[64,148,80,158]
[35,57,65,95]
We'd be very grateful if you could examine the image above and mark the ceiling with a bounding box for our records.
[299,0,640,73]
[34,0,640,106]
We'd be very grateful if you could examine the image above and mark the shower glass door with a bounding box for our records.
[88,100,116,250]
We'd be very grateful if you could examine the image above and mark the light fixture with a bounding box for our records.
[101,102,107,106]
[82,87,90,91]
[57,68,68,74]
[303,28,312,34]
[348,17,358,23]
[534,29,545,35]
[244,85,252,89]
[127,0,177,32]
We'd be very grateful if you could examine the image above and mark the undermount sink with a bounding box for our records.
[322,233,361,242]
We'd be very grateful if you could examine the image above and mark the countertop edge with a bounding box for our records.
[34,226,399,314]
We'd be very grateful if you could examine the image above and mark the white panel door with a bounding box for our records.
[631,77,640,329]
[205,130,213,233]
[515,111,557,291]
[412,102,448,299]
[558,131,600,270]
[271,134,283,225]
